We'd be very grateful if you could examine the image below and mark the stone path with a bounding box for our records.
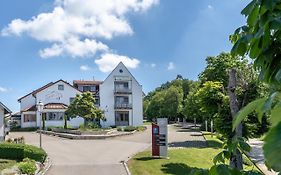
[248,139,278,175]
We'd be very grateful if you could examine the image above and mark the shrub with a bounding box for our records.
[10,127,38,132]
[0,143,47,163]
[123,126,137,132]
[136,126,147,131]
[117,127,123,131]
[18,158,37,175]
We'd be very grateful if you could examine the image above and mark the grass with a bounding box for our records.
[128,148,261,175]
[0,159,17,171]
[128,148,220,175]
[143,121,152,125]
[202,132,223,148]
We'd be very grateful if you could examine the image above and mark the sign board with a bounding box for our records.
[152,118,168,158]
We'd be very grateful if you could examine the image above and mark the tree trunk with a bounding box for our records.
[64,116,67,129]
[228,69,243,170]
[42,113,46,130]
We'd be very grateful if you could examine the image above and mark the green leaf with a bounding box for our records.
[238,138,251,152]
[209,164,232,175]
[241,0,257,16]
[270,104,281,127]
[263,122,281,172]
[231,40,247,56]
[247,6,259,27]
[233,97,267,131]
[213,152,225,165]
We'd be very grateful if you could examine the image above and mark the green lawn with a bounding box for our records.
[128,148,220,175]
[0,159,17,171]
[202,132,223,148]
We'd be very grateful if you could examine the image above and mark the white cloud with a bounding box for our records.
[167,62,175,70]
[95,53,140,72]
[80,65,91,71]
[208,5,213,9]
[39,37,108,58]
[0,86,8,92]
[1,0,159,58]
[151,63,156,68]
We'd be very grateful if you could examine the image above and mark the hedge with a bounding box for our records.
[0,143,47,163]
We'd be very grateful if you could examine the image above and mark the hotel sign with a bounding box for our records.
[152,118,168,158]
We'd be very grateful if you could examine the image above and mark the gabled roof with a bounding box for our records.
[0,102,12,114]
[21,105,36,112]
[18,79,81,102]
[102,62,142,87]
[73,80,103,85]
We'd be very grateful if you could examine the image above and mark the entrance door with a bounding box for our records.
[115,111,129,126]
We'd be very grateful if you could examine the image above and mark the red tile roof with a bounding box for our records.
[44,103,68,110]
[21,105,37,112]
[73,80,103,85]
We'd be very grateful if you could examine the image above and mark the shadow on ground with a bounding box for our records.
[169,141,207,148]
[135,157,162,161]
[161,163,208,175]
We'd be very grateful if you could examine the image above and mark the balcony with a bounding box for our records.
[114,87,132,94]
[115,103,132,109]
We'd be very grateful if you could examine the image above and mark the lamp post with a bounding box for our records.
[37,101,44,149]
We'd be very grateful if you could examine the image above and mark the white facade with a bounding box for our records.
[0,102,11,141]
[19,80,83,128]
[100,62,143,127]
[18,63,143,128]
[0,107,4,141]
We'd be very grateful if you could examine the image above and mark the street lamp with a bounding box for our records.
[37,101,44,148]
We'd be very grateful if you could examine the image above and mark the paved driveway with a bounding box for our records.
[9,127,151,175]
[9,124,205,175]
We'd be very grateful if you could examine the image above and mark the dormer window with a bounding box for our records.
[58,84,64,90]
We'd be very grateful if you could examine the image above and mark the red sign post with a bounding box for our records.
[152,123,160,156]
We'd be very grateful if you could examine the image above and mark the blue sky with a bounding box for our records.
[0,0,249,112]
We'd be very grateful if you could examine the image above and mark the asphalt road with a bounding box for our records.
[9,124,205,175]
[10,127,151,175]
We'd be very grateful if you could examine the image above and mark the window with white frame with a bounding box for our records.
[23,114,36,122]
[46,112,64,121]
[58,84,64,90]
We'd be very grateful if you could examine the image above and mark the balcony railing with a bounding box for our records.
[114,87,132,94]
[115,103,132,109]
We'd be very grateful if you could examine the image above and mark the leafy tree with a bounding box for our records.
[65,92,105,127]
[230,0,281,172]
[144,76,195,121]
[160,86,183,121]
[145,91,164,120]
[199,52,248,87]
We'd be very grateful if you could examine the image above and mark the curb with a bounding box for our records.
[38,130,137,140]
[36,157,52,175]
[121,161,131,175]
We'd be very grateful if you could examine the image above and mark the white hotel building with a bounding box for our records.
[19,62,143,128]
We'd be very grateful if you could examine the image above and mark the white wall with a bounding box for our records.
[0,107,4,141]
[20,94,36,111]
[100,63,143,127]
[20,80,84,128]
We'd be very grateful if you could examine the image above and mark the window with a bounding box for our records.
[46,112,64,121]
[83,86,91,92]
[70,97,75,104]
[90,86,96,92]
[24,114,36,122]
[115,96,129,104]
[115,82,129,89]
[58,84,64,90]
